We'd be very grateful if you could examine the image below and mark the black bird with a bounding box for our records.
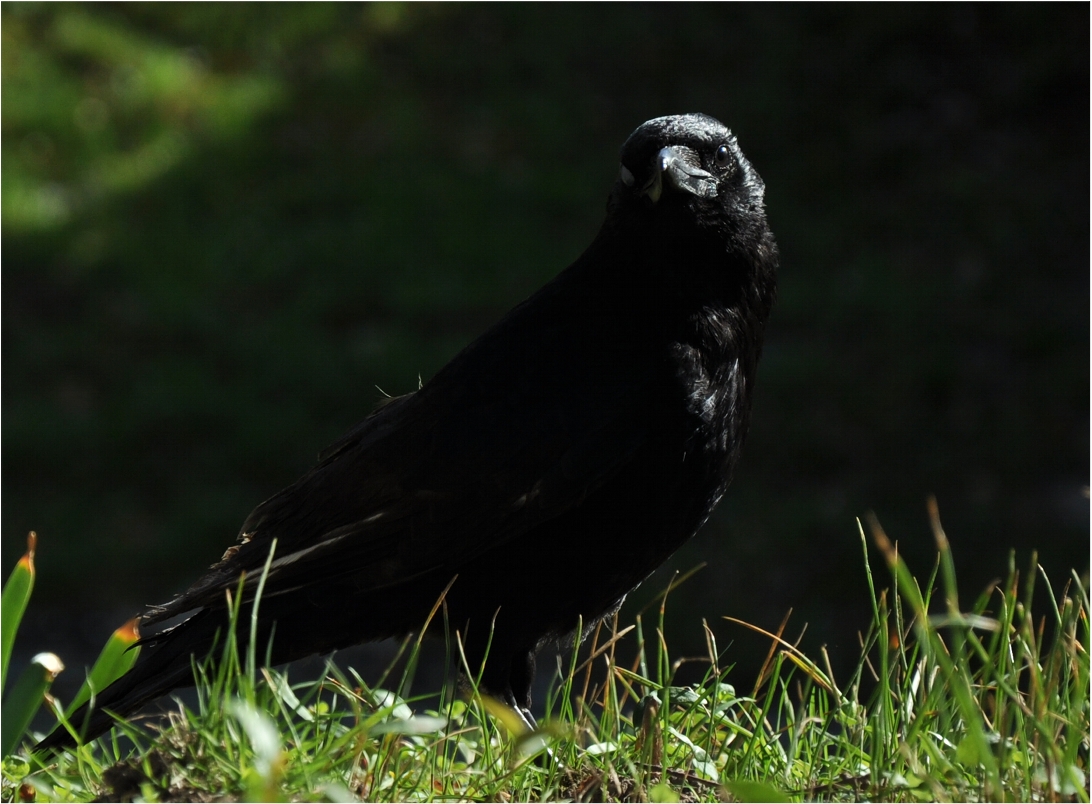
[38,113,778,750]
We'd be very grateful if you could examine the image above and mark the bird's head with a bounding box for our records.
[609,114,768,241]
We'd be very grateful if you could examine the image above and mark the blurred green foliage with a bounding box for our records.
[2,4,1087,678]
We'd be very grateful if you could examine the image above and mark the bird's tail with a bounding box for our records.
[34,610,223,752]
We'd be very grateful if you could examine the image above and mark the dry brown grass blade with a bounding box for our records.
[724,615,837,696]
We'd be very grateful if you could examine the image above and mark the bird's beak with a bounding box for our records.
[642,146,718,203]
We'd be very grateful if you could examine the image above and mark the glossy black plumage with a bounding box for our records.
[38,113,778,750]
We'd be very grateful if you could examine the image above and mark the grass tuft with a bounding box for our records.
[3,512,1088,802]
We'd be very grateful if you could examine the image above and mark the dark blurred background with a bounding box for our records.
[3,4,1088,698]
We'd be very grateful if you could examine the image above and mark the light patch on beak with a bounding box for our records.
[642,146,718,203]
[643,163,664,203]
[619,164,635,187]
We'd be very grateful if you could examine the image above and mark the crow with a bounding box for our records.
[37,113,778,750]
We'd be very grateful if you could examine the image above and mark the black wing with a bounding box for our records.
[142,259,659,625]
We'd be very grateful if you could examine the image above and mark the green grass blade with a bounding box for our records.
[1,651,63,758]
[247,538,278,685]
[229,697,285,802]
[870,513,1003,800]
[725,778,792,802]
[64,617,142,720]
[1,532,37,693]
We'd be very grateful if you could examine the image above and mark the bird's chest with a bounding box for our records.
[667,338,744,469]
[612,337,745,548]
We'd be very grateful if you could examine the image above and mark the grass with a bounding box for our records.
[3,509,1088,802]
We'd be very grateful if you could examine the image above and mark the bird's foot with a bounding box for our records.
[516,705,538,732]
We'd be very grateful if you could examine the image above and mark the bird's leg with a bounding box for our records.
[507,696,538,732]
[508,648,537,728]
[504,647,544,735]
[508,649,561,767]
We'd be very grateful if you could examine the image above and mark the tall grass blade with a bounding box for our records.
[1,652,62,757]
[1,532,37,693]
[64,617,142,721]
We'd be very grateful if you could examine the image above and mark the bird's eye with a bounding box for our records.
[714,144,731,168]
